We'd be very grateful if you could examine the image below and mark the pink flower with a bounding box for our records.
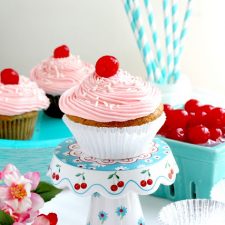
[0,164,44,214]
[31,213,58,225]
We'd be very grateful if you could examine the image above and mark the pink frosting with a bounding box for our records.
[0,76,50,116]
[30,55,94,96]
[59,69,162,122]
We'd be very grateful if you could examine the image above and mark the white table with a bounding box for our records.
[40,189,171,225]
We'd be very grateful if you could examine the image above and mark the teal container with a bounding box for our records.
[0,112,72,180]
[154,137,225,201]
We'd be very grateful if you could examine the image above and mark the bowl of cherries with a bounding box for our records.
[158,99,225,145]
[154,99,225,201]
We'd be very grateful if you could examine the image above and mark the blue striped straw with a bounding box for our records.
[144,0,167,82]
[171,0,180,83]
[123,0,161,82]
[179,0,193,57]
[163,0,174,83]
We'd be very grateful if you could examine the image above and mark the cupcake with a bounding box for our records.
[0,68,49,140]
[59,56,166,159]
[30,45,94,118]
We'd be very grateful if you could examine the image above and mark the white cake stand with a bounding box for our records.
[48,138,178,225]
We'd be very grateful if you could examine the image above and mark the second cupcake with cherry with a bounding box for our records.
[30,45,94,118]
[59,56,166,159]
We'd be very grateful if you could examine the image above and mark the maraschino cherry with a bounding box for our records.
[95,55,119,78]
[0,68,19,85]
[53,45,70,58]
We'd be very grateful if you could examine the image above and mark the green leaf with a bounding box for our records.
[141,170,147,174]
[82,176,85,181]
[0,210,14,225]
[34,181,62,202]
[76,173,82,177]
[108,174,114,179]
[116,175,120,179]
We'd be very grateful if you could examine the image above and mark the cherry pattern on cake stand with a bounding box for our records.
[48,138,178,225]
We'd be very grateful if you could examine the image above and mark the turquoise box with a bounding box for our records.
[154,137,225,201]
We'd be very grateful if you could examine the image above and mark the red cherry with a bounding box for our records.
[188,125,210,144]
[111,184,118,192]
[81,182,87,189]
[197,105,214,114]
[53,45,70,58]
[117,181,124,188]
[184,99,201,113]
[188,111,208,127]
[55,174,59,180]
[140,180,147,187]
[210,128,222,141]
[1,68,19,85]
[166,109,189,129]
[157,124,169,136]
[164,104,172,115]
[46,213,58,225]
[74,183,80,190]
[221,127,225,135]
[166,127,186,142]
[147,179,153,185]
[52,173,56,179]
[207,107,225,128]
[95,55,119,78]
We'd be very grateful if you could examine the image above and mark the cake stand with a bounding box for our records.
[48,138,179,225]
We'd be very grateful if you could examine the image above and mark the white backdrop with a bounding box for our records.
[0,0,225,95]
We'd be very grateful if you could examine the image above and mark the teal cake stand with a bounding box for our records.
[0,111,72,179]
[48,138,179,225]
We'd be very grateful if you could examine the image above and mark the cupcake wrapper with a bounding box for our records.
[158,199,225,225]
[44,94,63,118]
[0,112,38,140]
[63,113,166,159]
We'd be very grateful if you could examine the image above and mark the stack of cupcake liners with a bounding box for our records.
[158,199,225,225]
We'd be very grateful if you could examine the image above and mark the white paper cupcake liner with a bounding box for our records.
[158,199,225,225]
[63,113,166,159]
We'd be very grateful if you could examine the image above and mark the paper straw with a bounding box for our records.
[179,0,193,58]
[123,0,161,82]
[163,0,174,82]
[171,0,180,83]
[144,0,167,82]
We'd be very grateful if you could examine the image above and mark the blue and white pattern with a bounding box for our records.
[98,211,108,223]
[115,206,128,219]
[93,192,101,198]
[138,217,145,225]
[144,0,167,80]
[54,138,169,171]
[123,0,160,82]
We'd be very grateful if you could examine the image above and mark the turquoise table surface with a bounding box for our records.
[0,111,72,179]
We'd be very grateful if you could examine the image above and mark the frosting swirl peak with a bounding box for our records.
[30,55,94,96]
[59,69,161,122]
[0,75,49,116]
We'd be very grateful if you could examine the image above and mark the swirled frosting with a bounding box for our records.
[30,55,94,96]
[59,69,162,122]
[0,76,50,116]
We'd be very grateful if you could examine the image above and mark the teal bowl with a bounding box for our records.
[154,136,225,201]
[0,111,72,180]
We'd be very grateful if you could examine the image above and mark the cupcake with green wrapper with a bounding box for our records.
[30,44,94,118]
[0,68,49,140]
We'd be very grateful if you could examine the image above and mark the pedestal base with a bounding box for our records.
[87,193,146,225]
